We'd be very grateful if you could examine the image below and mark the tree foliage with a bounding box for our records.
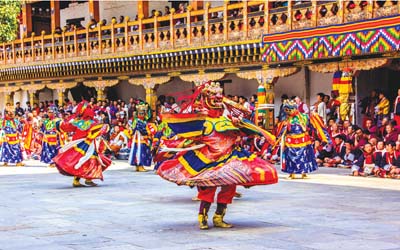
[0,0,21,43]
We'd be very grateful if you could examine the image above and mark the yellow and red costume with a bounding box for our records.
[157,82,278,229]
[53,102,111,185]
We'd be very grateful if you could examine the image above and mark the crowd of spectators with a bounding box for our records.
[3,87,400,179]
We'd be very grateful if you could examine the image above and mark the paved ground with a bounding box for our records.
[0,160,399,250]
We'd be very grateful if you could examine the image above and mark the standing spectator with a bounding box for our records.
[294,96,309,114]
[327,90,340,122]
[393,88,400,126]
[132,15,139,31]
[239,96,250,111]
[375,91,390,127]
[25,101,32,113]
[15,102,24,117]
[176,3,186,25]
[117,15,125,33]
[278,94,289,121]
[316,92,327,124]
[101,19,111,35]
[167,96,181,113]
[162,6,171,26]
[360,89,378,128]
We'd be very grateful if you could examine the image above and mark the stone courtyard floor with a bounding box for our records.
[0,160,399,250]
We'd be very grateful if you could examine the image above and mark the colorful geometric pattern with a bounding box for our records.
[262,15,400,63]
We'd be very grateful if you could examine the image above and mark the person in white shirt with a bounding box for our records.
[316,92,326,124]
[239,96,251,112]
[294,96,309,114]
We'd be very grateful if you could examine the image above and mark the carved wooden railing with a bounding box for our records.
[0,0,398,67]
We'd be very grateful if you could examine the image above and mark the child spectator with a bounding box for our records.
[375,141,400,178]
[351,143,374,176]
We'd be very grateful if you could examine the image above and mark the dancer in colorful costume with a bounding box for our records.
[276,99,332,179]
[128,103,154,172]
[53,101,111,187]
[157,82,278,230]
[0,111,24,166]
[22,112,40,159]
[40,108,62,167]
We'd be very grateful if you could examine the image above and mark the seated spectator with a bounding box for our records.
[364,118,377,136]
[332,133,346,162]
[384,123,398,143]
[346,125,357,143]
[337,140,355,169]
[330,122,341,138]
[351,143,374,176]
[354,127,368,149]
[316,143,335,167]
[373,140,385,168]
[375,141,400,178]
[341,120,351,135]
[314,139,323,158]
[377,116,389,138]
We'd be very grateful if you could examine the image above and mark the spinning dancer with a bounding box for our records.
[53,101,111,187]
[157,82,278,230]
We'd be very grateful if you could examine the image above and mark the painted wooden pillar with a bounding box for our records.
[22,3,33,37]
[138,0,149,19]
[50,0,60,31]
[89,0,100,21]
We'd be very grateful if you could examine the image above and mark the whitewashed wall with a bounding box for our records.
[149,0,170,14]
[60,1,173,28]
[38,88,55,103]
[112,80,146,101]
[157,78,193,98]
[60,2,90,27]
[99,1,138,23]
[309,71,333,103]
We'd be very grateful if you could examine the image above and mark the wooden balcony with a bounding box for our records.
[0,0,399,68]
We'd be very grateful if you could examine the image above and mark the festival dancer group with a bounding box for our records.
[0,81,331,230]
